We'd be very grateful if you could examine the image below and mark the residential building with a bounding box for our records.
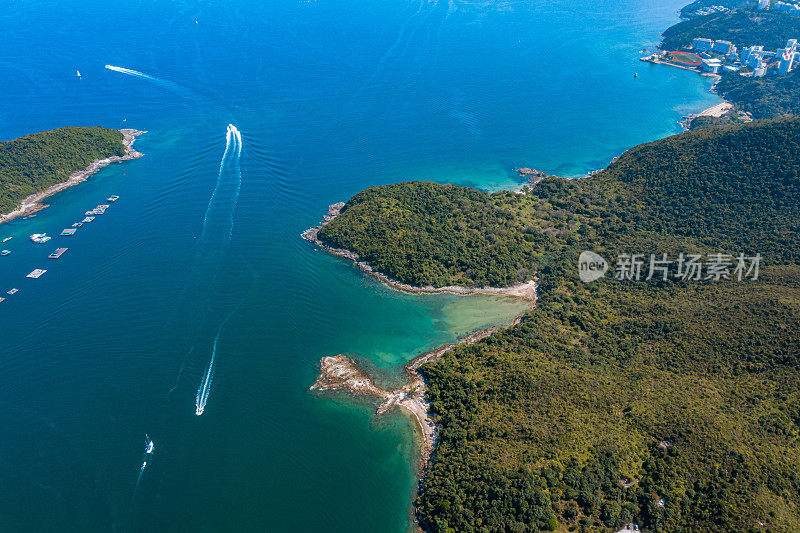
[758,0,771,9]
[712,40,735,54]
[701,58,723,73]
[742,45,763,62]
[780,49,795,74]
[747,52,764,69]
[692,38,715,51]
[774,1,800,14]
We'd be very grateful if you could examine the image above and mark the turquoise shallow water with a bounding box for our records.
[0,0,720,530]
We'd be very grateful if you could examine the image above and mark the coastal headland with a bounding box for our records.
[310,315,527,467]
[304,202,537,464]
[302,202,537,302]
[0,129,146,224]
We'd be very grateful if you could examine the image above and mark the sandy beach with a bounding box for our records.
[0,129,146,224]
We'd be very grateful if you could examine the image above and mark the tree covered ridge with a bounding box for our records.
[319,117,800,290]
[318,182,537,287]
[0,126,126,214]
[315,117,800,531]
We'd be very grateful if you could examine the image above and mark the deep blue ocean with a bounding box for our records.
[0,0,720,530]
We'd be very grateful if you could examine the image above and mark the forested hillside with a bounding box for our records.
[316,117,800,532]
[0,127,125,214]
[716,68,800,119]
[661,8,800,50]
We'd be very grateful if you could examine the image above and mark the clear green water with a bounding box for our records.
[0,0,720,530]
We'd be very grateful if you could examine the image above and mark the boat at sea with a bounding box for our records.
[1,250,10,256]
[30,233,51,244]
[7,288,18,295]
[2,237,11,243]
[61,228,77,236]
[107,195,120,202]
[82,216,95,223]
[26,269,46,279]
[0,297,4,303]
[142,435,155,468]
[49,248,68,259]
[72,222,83,228]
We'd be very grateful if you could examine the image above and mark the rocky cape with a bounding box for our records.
[0,129,146,224]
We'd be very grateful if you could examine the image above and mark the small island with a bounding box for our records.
[0,126,145,223]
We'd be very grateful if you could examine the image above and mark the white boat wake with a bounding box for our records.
[104,64,198,100]
[104,64,158,80]
[195,307,238,416]
[200,124,243,242]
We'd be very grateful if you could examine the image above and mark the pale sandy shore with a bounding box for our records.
[305,201,536,467]
[698,101,734,118]
[0,129,146,224]
[679,100,733,130]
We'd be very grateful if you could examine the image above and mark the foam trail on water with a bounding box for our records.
[228,125,243,239]
[104,64,158,80]
[195,307,238,416]
[104,64,198,100]
[200,125,234,233]
[199,124,242,242]
[167,346,194,398]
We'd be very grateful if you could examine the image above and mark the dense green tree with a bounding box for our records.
[0,126,126,214]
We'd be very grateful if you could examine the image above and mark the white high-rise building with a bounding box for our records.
[780,50,795,74]
[692,38,714,51]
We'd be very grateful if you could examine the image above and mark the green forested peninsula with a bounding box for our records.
[0,127,126,214]
[315,117,800,532]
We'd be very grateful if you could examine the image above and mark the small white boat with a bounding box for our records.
[7,288,18,295]
[141,435,155,469]
[76,70,81,77]
[30,233,51,244]
[2,237,11,243]
[1,250,10,256]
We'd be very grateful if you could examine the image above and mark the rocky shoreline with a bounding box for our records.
[0,129,146,224]
[309,314,527,470]
[301,202,538,301]
[304,201,537,472]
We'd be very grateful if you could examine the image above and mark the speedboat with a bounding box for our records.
[2,237,11,242]
[141,436,155,468]
[107,195,120,202]
[7,288,18,295]
[1,250,10,256]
